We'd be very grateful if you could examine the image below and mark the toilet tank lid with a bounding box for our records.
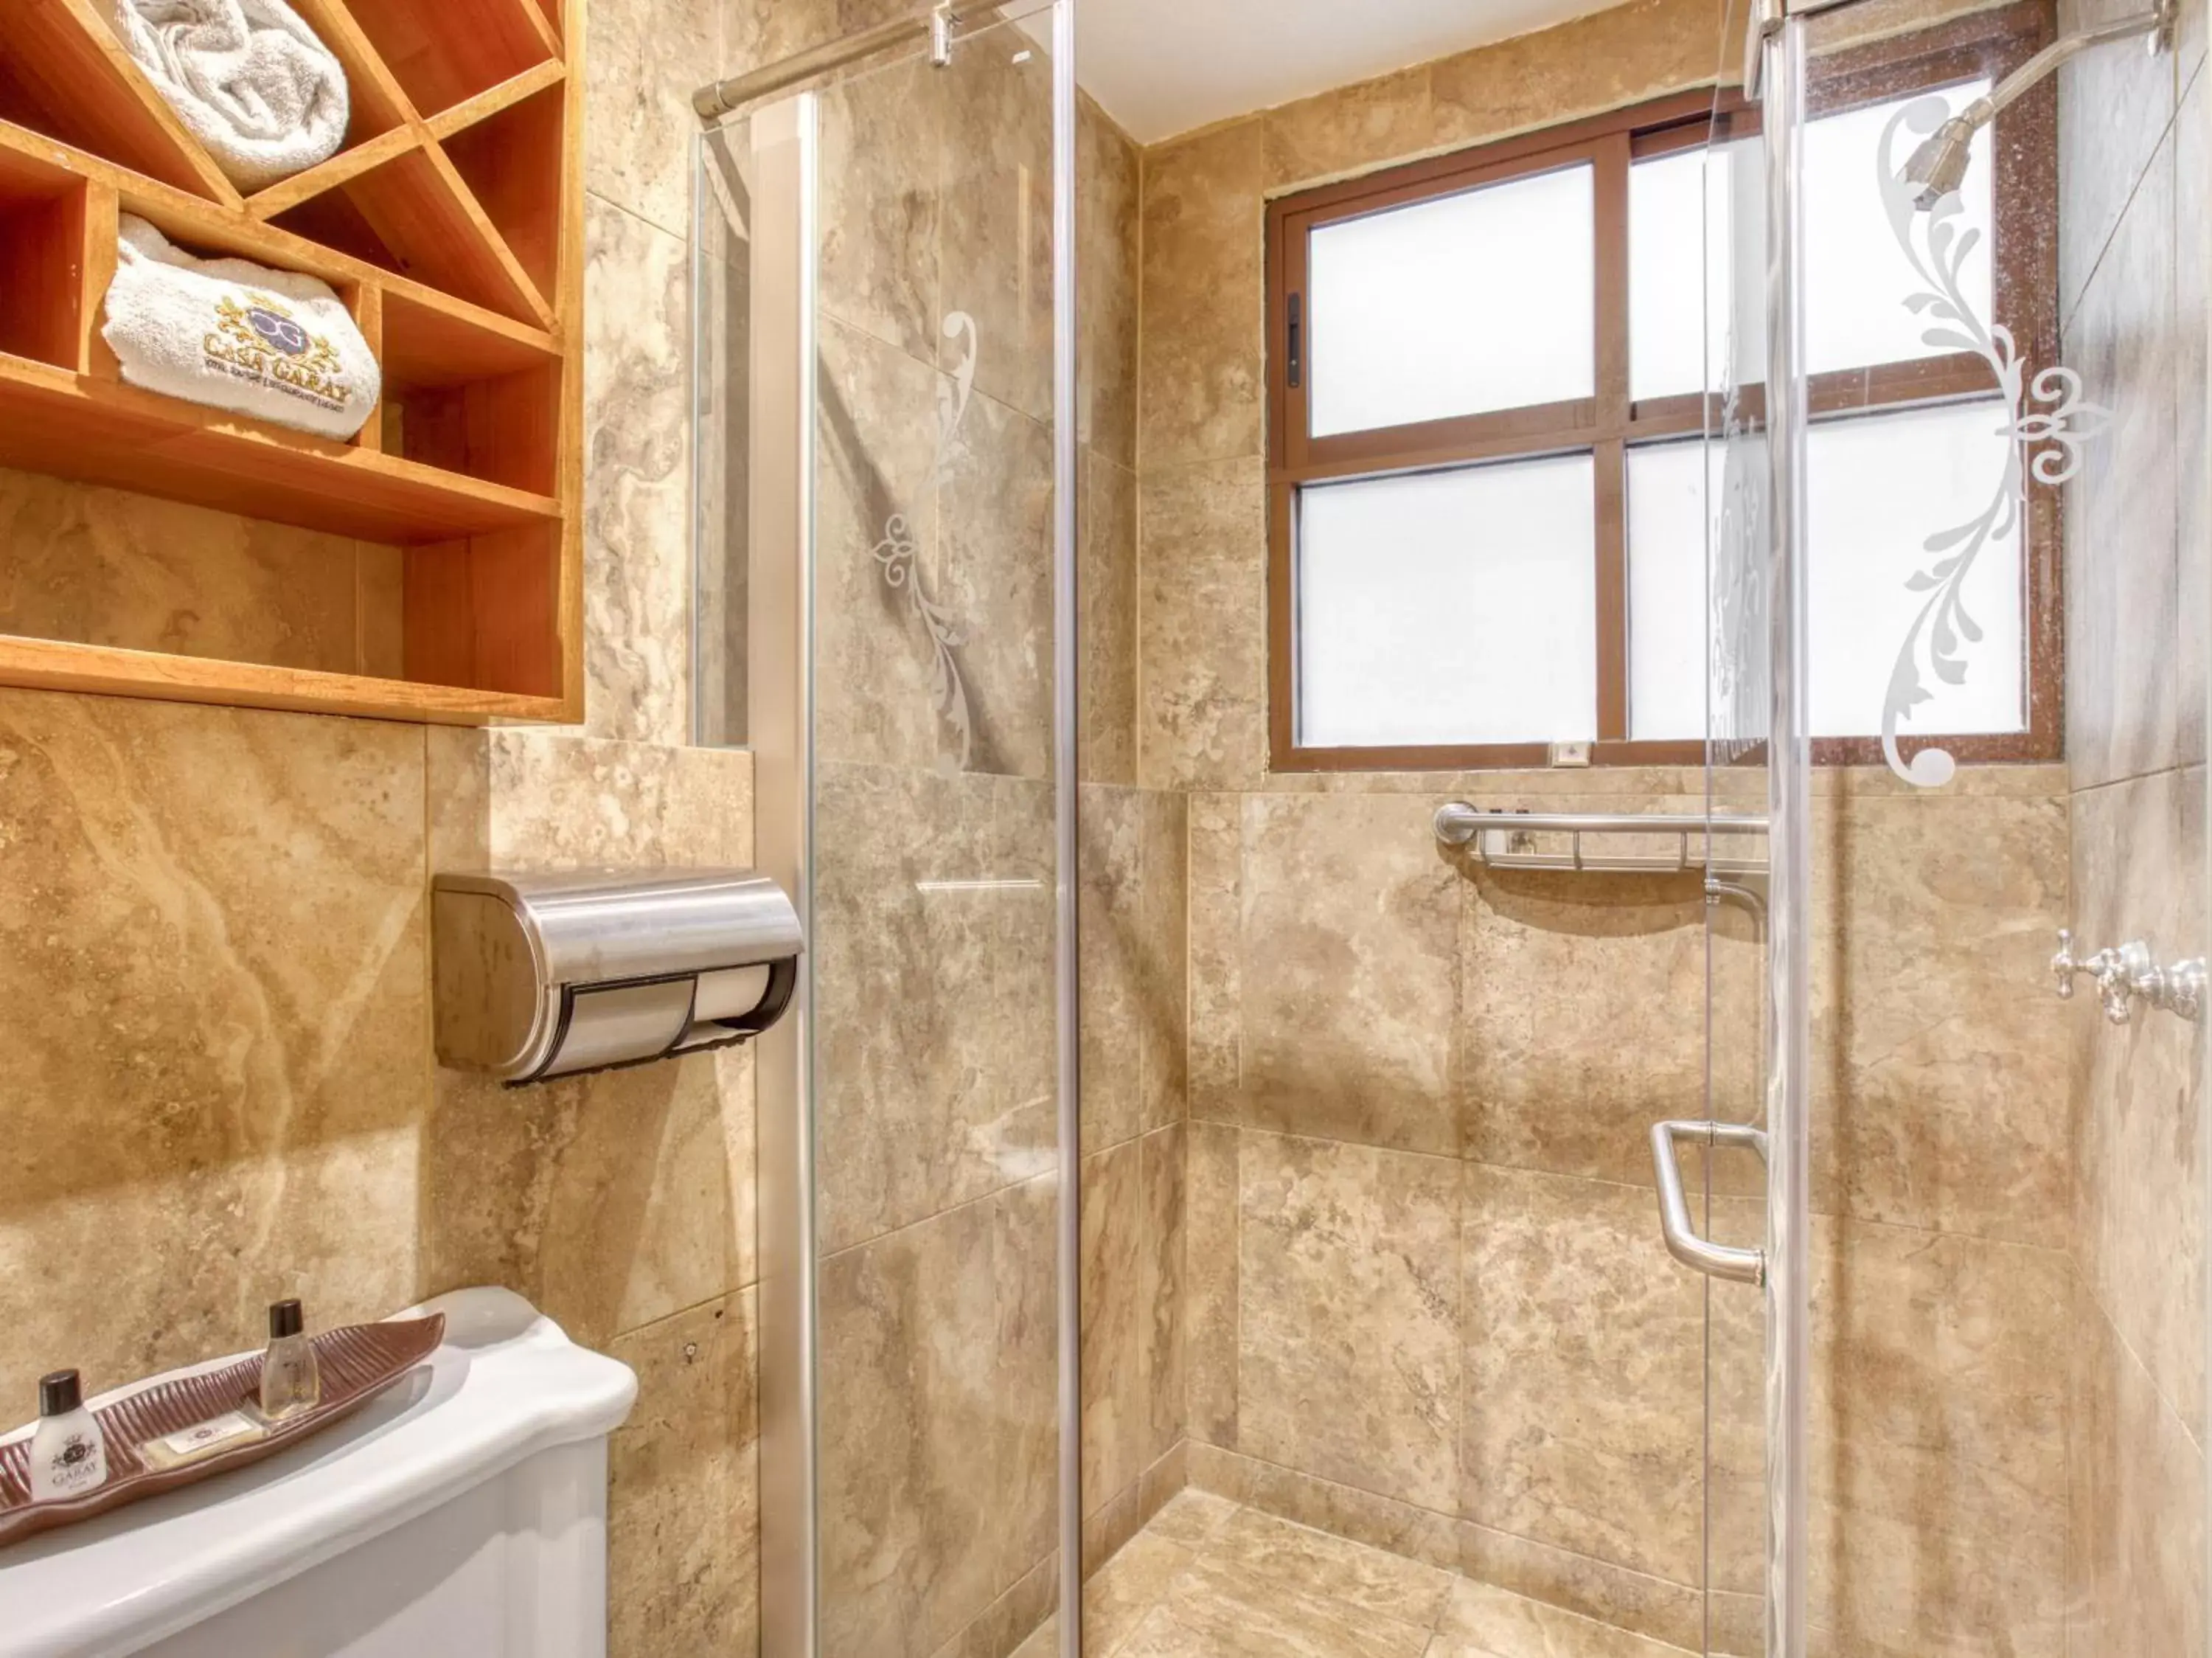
[0,1288,639,1658]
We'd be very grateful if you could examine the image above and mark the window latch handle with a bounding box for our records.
[1287,292,1302,389]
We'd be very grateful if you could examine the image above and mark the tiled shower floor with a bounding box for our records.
[1021,1488,1694,1658]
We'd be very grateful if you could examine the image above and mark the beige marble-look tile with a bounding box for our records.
[813,761,1055,1252]
[1186,1442,1462,1577]
[1458,849,1710,1186]
[0,691,426,1407]
[2067,1272,2208,1658]
[1138,457,1270,792]
[2180,69,2208,769]
[606,1288,759,1658]
[816,315,969,772]
[1184,1120,1240,1449]
[1429,1577,1694,1658]
[1186,791,1243,1120]
[1428,0,1722,152]
[1082,783,1150,1154]
[1806,1218,2070,1658]
[819,1177,1059,1658]
[1139,119,1265,470]
[1144,1485,1241,1550]
[1239,793,1462,1156]
[1142,1122,1187,1466]
[941,1551,1060,1658]
[936,389,1054,780]
[1238,1133,1461,1511]
[818,51,944,364]
[1461,1165,1705,1590]
[939,31,1055,426]
[2065,134,2181,788]
[1080,94,1142,472]
[1138,788,1189,1131]
[1456,1522,1707,1654]
[0,466,383,676]
[1081,454,1141,787]
[2070,767,2205,1430]
[1085,1134,1150,1508]
[583,196,692,747]
[1264,66,1436,191]
[1081,1524,1195,1657]
[581,0,717,238]
[1117,1554,1436,1658]
[1205,1507,1457,1630]
[1810,786,2073,1247]
[2058,0,2183,322]
[1136,1438,1191,1525]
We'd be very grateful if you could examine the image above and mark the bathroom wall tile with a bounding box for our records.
[1184,1443,1463,1576]
[1431,1578,1693,1658]
[818,1176,1059,1658]
[0,467,380,676]
[2059,0,2180,322]
[583,198,693,747]
[935,391,1054,779]
[607,1288,759,1658]
[1187,792,1244,1120]
[2065,138,2180,789]
[1139,119,1266,471]
[1263,66,1436,192]
[816,315,962,772]
[1146,1482,1241,1549]
[940,38,1055,426]
[1082,454,1141,787]
[1810,786,2073,1247]
[723,0,842,83]
[1456,1522,1706,1654]
[1083,1134,1149,1510]
[0,691,427,1406]
[2070,767,2205,1429]
[812,762,1055,1253]
[1080,97,1143,472]
[1144,1120,1189,1466]
[1458,853,1710,1187]
[1238,1133,1461,1511]
[1237,793,1462,1157]
[1206,1506,1458,1630]
[1460,1164,1705,1590]
[1428,0,1722,153]
[583,0,719,239]
[2178,73,2208,768]
[1082,784,1149,1154]
[1806,1218,2070,1658]
[818,54,945,363]
[2067,1272,2208,1658]
[1138,1438,1192,1527]
[1116,1553,1436,1658]
[1138,788,1190,1131]
[1138,457,1269,791]
[947,1554,1060,1658]
[1185,1120,1242,1448]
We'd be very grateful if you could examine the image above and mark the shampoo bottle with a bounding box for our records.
[28,1370,108,1502]
[258,1299,321,1421]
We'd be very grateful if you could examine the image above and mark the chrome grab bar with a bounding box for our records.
[1649,1120,1767,1285]
[1433,804,1770,876]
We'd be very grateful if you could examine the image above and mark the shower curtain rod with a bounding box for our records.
[694,1,993,119]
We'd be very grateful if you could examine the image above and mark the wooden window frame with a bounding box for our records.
[1265,0,2061,773]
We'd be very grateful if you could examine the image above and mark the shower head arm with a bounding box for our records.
[1966,0,2174,129]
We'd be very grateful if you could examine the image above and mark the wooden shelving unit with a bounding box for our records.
[0,0,583,724]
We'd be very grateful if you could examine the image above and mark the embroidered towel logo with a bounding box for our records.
[205,292,350,414]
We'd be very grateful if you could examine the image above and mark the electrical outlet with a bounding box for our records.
[1549,741,1593,768]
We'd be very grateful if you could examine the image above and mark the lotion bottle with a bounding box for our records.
[28,1370,108,1502]
[258,1299,321,1421]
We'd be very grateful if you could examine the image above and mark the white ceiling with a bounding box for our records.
[1068,0,1625,144]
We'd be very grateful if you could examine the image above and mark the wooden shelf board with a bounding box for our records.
[0,357,561,543]
[246,124,425,221]
[0,634,575,724]
[425,59,567,144]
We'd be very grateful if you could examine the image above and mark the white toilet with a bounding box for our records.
[0,1288,638,1658]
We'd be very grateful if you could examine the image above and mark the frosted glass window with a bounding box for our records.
[1298,455,1597,746]
[1804,83,1993,376]
[1807,398,2022,738]
[1630,148,1735,403]
[1307,164,1595,437]
[1624,441,1722,740]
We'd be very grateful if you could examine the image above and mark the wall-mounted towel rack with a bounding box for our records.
[1433,804,1770,877]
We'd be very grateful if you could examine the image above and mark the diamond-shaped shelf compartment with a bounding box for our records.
[0,0,584,725]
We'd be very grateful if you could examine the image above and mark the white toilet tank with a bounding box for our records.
[0,1288,638,1658]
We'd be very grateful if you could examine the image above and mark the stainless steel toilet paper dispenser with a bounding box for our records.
[432,868,804,1084]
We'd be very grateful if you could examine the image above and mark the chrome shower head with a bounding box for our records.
[1902,116,1978,210]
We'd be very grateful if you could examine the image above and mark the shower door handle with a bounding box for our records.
[1649,1120,1767,1285]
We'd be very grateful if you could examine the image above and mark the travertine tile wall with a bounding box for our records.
[1132,2,2087,1653]
[0,0,805,1652]
[2059,0,2210,1644]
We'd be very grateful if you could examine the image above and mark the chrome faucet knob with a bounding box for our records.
[2052,929,2079,999]
[2089,946,2134,1024]
[2166,958,2207,1022]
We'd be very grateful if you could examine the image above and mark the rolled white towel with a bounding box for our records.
[109,0,349,192]
[102,214,381,441]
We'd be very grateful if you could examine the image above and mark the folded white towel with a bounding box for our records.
[109,0,349,192]
[102,215,380,440]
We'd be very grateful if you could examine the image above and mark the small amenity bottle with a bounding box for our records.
[258,1300,321,1421]
[28,1370,108,1502]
